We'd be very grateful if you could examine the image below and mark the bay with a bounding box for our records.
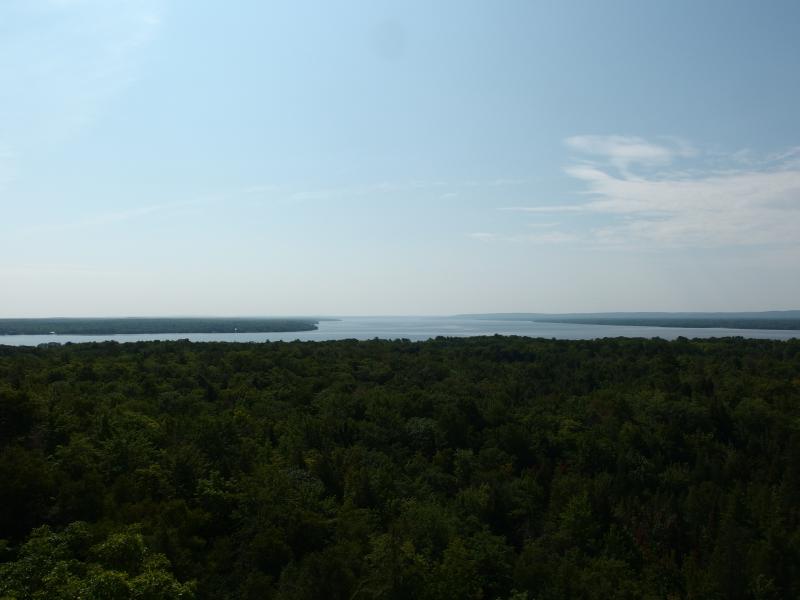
[0,316,797,346]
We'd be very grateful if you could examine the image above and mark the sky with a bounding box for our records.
[2,0,800,317]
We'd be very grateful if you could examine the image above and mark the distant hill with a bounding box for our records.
[458,311,800,330]
[0,317,319,335]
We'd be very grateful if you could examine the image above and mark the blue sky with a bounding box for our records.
[2,0,799,316]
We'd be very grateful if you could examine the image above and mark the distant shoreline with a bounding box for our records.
[530,318,800,330]
[0,317,321,336]
[3,313,800,337]
[457,311,800,331]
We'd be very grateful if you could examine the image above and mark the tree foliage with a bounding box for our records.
[1,336,799,598]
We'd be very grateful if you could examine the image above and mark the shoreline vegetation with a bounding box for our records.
[460,311,800,330]
[0,318,320,336]
[1,336,799,598]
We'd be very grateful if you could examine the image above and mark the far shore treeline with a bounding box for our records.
[0,318,319,336]
[461,311,800,330]
[1,336,800,598]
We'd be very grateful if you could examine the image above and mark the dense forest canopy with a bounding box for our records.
[0,318,319,336]
[1,336,800,598]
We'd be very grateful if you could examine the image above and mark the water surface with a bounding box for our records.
[1,316,797,346]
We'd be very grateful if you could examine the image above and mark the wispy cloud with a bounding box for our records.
[500,205,585,213]
[468,232,496,241]
[16,199,203,238]
[467,229,577,245]
[495,135,800,248]
[565,135,695,172]
[243,178,521,204]
[244,180,451,202]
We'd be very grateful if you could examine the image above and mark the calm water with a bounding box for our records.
[0,317,797,346]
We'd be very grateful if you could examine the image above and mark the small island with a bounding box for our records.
[0,317,320,336]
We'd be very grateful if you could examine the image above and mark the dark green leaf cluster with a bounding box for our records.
[1,336,799,599]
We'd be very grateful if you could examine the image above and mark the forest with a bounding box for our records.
[0,318,319,336]
[1,336,799,599]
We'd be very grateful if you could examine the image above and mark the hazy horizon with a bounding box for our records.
[3,310,800,321]
[3,1,800,317]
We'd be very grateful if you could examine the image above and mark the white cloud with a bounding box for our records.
[573,156,800,247]
[505,135,800,248]
[565,135,695,172]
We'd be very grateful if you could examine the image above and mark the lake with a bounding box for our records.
[0,316,797,346]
